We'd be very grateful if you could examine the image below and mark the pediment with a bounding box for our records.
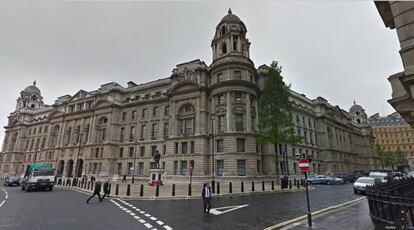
[48,109,65,119]
[70,90,91,102]
[170,80,201,94]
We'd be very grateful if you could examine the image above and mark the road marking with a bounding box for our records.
[0,200,5,207]
[5,195,8,199]
[156,220,164,225]
[150,216,157,221]
[163,225,172,230]
[144,223,153,228]
[209,204,249,215]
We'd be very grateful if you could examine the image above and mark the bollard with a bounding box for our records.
[127,184,131,196]
[294,178,297,186]
[140,184,144,197]
[115,184,119,195]
[229,182,232,194]
[271,181,275,190]
[297,182,300,189]
[241,181,244,193]
[217,182,220,194]
[172,184,176,196]
[252,181,255,192]
[156,185,159,197]
[58,179,62,185]
[289,180,292,189]
[91,182,94,191]
[262,181,265,191]
[188,184,192,196]
[87,181,90,190]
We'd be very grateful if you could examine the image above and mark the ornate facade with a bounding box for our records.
[0,10,380,181]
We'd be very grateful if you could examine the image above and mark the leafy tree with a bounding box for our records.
[394,149,408,169]
[258,61,301,180]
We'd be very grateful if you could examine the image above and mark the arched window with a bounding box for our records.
[221,26,226,35]
[83,124,90,144]
[221,43,227,54]
[178,104,195,136]
[65,127,72,146]
[74,126,81,144]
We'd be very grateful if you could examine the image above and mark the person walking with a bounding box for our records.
[86,180,102,204]
[202,183,212,214]
[102,180,110,199]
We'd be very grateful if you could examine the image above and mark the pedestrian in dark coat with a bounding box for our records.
[202,183,212,213]
[102,180,110,199]
[86,180,102,204]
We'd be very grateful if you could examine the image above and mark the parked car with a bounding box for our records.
[334,174,355,183]
[352,170,369,181]
[307,175,344,185]
[3,175,20,187]
[353,177,380,194]
[369,171,391,183]
[407,171,414,178]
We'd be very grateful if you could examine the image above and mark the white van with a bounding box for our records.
[369,172,391,183]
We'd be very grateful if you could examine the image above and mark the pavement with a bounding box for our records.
[285,198,374,230]
[0,183,369,230]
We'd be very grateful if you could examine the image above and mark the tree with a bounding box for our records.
[377,145,390,169]
[258,61,301,180]
[394,149,408,171]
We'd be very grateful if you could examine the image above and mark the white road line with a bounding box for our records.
[0,200,5,207]
[150,217,157,221]
[5,195,8,199]
[156,221,164,225]
[139,219,146,223]
[144,223,153,228]
[145,213,151,217]
[163,226,172,230]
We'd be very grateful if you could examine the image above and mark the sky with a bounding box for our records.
[0,1,402,144]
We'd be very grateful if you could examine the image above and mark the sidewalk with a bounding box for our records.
[56,179,309,200]
[285,198,374,230]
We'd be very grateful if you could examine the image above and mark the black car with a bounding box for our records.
[335,174,355,183]
[3,176,20,186]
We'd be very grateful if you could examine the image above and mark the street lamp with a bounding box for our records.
[210,114,215,193]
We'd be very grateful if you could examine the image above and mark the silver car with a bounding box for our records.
[353,177,379,194]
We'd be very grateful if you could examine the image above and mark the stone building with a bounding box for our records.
[0,10,379,181]
[368,112,414,169]
[376,2,414,127]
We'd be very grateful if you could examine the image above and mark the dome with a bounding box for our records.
[349,101,364,114]
[24,81,41,95]
[218,9,246,29]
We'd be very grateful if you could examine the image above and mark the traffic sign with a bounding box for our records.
[298,158,310,172]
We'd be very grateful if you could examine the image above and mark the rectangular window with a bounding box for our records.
[173,161,178,175]
[122,112,127,121]
[132,111,137,120]
[130,126,136,141]
[190,141,195,154]
[237,139,245,152]
[180,161,188,175]
[182,142,188,154]
[216,139,224,152]
[175,142,179,154]
[164,106,170,116]
[217,73,224,82]
[119,147,124,158]
[117,163,122,175]
[140,146,145,157]
[164,122,169,137]
[183,118,193,135]
[234,70,241,80]
[235,114,244,132]
[218,115,225,132]
[138,162,144,175]
[153,107,160,117]
[129,147,134,158]
[140,125,146,140]
[237,160,246,176]
[127,162,133,175]
[152,123,158,139]
[218,94,225,105]
[216,160,224,176]
[120,127,125,142]
[163,145,166,155]
[142,109,148,119]
[151,146,157,157]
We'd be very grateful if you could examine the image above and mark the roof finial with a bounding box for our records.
[33,80,36,86]
[228,8,232,14]
[353,100,356,105]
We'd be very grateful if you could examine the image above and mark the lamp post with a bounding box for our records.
[210,114,215,193]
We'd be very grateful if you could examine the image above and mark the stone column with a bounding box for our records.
[171,101,177,136]
[246,93,252,132]
[89,115,97,145]
[226,92,232,132]
[195,98,200,135]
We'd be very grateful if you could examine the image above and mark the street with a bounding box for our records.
[0,183,367,230]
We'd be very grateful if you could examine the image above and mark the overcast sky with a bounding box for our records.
[0,1,402,144]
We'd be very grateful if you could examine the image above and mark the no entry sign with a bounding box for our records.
[298,158,310,172]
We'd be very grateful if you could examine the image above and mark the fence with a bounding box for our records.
[366,177,414,229]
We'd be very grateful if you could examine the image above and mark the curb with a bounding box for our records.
[263,196,366,230]
[56,185,313,201]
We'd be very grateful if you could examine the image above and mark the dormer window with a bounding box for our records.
[221,43,227,54]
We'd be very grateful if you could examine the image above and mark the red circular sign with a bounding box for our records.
[298,158,310,172]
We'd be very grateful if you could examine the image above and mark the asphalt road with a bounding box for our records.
[0,183,362,230]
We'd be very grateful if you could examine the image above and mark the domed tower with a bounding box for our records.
[349,101,367,125]
[208,10,261,177]
[16,81,44,111]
